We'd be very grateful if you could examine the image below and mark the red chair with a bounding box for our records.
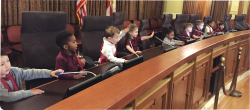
[7,26,22,66]
[133,20,141,28]
[123,21,132,28]
[147,19,158,34]
[156,19,162,32]
[66,24,82,44]
[1,33,12,54]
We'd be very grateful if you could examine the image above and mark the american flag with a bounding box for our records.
[77,0,87,29]
[106,0,116,16]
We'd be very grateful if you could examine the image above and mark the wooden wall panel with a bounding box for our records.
[238,40,249,74]
[183,1,212,20]
[238,1,245,15]
[172,66,193,109]
[192,58,210,109]
[225,45,238,82]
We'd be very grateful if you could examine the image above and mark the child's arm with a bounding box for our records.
[162,37,175,46]
[141,31,154,40]
[10,67,59,81]
[192,34,204,39]
[103,48,125,63]
[0,83,33,102]
[126,45,136,54]
[118,28,129,41]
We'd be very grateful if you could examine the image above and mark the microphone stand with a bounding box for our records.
[129,39,140,57]
[154,36,175,48]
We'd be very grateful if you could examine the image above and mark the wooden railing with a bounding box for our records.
[45,30,250,109]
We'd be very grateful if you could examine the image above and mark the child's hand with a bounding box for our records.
[80,58,86,66]
[201,35,204,38]
[31,89,45,95]
[74,73,87,79]
[150,31,155,38]
[50,69,64,78]
[124,60,128,62]
[135,51,142,54]
[181,42,185,45]
[122,27,130,34]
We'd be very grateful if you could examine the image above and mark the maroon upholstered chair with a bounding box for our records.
[66,24,82,44]
[123,21,132,28]
[1,33,12,54]
[7,26,22,66]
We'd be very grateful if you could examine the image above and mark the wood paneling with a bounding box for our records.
[238,39,249,74]
[172,65,193,109]
[225,44,238,82]
[182,1,211,20]
[192,57,210,109]
[246,38,250,70]
[238,1,245,15]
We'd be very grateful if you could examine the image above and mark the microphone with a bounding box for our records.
[55,71,96,76]
[102,63,123,79]
[235,22,246,30]
[195,29,211,38]
[194,29,205,34]
[154,36,175,48]
[129,39,140,57]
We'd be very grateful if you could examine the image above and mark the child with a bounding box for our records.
[125,24,154,54]
[180,23,193,42]
[216,21,225,33]
[205,19,216,35]
[55,31,87,80]
[192,20,205,39]
[99,26,129,64]
[162,27,184,46]
[0,48,62,102]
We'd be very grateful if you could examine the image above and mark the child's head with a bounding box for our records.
[218,21,224,30]
[105,26,120,44]
[127,24,138,38]
[207,19,215,27]
[196,20,204,30]
[56,31,77,52]
[163,27,174,39]
[1,49,11,77]
[184,23,193,32]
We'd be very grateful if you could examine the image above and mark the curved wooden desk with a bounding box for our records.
[0,31,249,110]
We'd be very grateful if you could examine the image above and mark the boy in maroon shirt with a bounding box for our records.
[192,20,204,39]
[55,31,87,80]
[180,23,193,42]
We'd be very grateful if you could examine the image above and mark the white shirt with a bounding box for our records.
[205,26,213,34]
[163,37,183,46]
[99,32,125,63]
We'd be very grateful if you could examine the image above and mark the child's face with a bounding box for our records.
[129,28,138,38]
[219,25,224,30]
[108,33,120,44]
[64,35,77,52]
[186,27,192,32]
[0,56,11,77]
[197,24,204,30]
[209,22,215,27]
[166,31,174,39]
